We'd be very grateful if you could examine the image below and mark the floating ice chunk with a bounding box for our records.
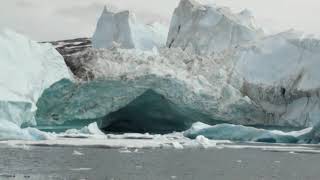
[170,176,177,179]
[72,150,84,156]
[195,135,217,148]
[119,148,132,153]
[64,122,105,138]
[79,122,105,135]
[70,168,92,171]
[0,120,54,141]
[172,141,184,149]
[184,122,311,143]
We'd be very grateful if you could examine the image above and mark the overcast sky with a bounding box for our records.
[1,0,319,41]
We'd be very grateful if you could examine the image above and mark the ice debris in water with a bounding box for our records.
[72,150,84,156]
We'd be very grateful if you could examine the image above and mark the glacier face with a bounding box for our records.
[92,6,168,51]
[166,0,263,55]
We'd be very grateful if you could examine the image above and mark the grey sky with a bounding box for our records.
[1,0,319,41]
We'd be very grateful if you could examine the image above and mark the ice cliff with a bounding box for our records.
[92,6,167,50]
[166,0,263,55]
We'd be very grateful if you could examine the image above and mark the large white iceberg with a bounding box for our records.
[92,6,168,51]
[166,0,263,55]
[0,29,72,139]
[38,0,320,133]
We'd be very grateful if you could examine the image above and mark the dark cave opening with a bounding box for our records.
[100,89,215,134]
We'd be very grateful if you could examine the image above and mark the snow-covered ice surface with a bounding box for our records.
[92,6,167,50]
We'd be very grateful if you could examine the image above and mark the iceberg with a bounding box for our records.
[1,0,319,143]
[38,0,320,134]
[92,6,168,51]
[0,29,72,140]
[166,0,263,55]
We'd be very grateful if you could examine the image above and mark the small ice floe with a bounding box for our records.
[7,143,31,150]
[72,150,84,156]
[172,142,184,149]
[119,148,132,153]
[70,168,92,171]
[196,135,216,148]
[62,122,106,139]
[184,122,314,144]
[236,160,242,163]
[274,161,281,163]
[170,176,177,179]
[133,148,144,153]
